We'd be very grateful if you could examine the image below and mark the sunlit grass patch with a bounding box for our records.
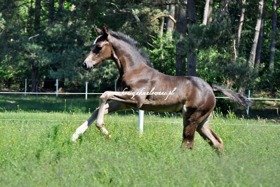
[0,112,279,186]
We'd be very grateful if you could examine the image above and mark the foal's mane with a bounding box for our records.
[110,31,138,47]
[109,31,152,67]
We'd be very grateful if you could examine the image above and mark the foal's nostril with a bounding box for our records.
[82,62,87,69]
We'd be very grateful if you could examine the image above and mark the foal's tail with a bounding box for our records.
[212,84,252,107]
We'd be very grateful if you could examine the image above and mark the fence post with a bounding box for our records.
[55,79,59,97]
[246,90,251,116]
[138,110,144,134]
[24,79,27,96]
[85,81,88,100]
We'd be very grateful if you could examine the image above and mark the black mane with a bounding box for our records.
[109,31,138,48]
[109,31,152,67]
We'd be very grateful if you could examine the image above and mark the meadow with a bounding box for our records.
[0,96,280,186]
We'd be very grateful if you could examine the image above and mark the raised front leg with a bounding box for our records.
[96,101,110,137]
[95,91,137,136]
[100,91,148,108]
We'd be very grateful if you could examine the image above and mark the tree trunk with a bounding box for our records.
[34,0,41,31]
[202,0,213,25]
[175,1,187,76]
[248,0,264,69]
[269,0,277,73]
[31,0,41,92]
[187,0,197,76]
[31,62,39,92]
[159,17,164,59]
[159,17,164,37]
[166,4,175,33]
[237,0,246,48]
[233,0,246,62]
[48,0,55,23]
[255,19,264,71]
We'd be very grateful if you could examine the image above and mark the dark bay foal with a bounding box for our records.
[72,27,250,152]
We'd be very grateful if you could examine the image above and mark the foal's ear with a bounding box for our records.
[102,26,109,37]
[95,27,103,35]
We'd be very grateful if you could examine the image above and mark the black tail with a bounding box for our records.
[212,85,252,107]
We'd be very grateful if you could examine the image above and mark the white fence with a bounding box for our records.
[0,91,279,133]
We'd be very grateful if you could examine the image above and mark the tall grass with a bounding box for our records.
[0,112,279,186]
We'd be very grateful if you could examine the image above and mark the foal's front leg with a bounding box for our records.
[96,101,111,137]
[71,91,142,142]
[71,101,126,142]
[71,109,99,142]
[95,91,137,136]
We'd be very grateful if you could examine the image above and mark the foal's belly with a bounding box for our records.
[127,103,184,112]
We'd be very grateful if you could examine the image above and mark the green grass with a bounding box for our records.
[0,95,100,113]
[0,112,280,186]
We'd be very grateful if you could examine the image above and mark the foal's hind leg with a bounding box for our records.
[181,107,201,149]
[197,117,224,152]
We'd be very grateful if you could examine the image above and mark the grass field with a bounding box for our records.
[0,111,280,186]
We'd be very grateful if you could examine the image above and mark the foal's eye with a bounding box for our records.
[93,45,102,53]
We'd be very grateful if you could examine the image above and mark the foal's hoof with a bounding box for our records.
[181,141,194,150]
[105,134,112,139]
[214,147,224,156]
[71,133,79,142]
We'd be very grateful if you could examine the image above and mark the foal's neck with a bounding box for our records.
[111,42,147,75]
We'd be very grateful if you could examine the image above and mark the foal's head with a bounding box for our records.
[83,27,114,70]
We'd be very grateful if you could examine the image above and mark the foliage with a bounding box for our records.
[198,48,253,89]
[149,33,176,75]
[0,0,279,94]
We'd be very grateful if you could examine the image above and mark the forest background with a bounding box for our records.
[0,0,279,96]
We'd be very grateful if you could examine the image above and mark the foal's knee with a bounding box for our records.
[96,119,103,128]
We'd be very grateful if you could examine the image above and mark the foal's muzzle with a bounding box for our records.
[82,62,88,69]
[82,62,95,70]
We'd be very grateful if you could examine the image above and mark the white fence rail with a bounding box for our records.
[0,90,279,134]
[3,78,280,101]
[1,91,280,101]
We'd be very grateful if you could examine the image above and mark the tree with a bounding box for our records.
[237,0,246,48]
[29,0,42,91]
[186,0,197,76]
[255,20,264,70]
[269,0,278,72]
[166,4,176,34]
[34,0,41,32]
[248,0,264,69]
[175,1,187,76]
[234,0,246,62]
[202,0,213,25]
